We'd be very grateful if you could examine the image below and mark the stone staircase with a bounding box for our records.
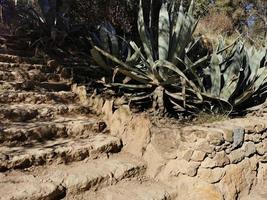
[0,34,175,199]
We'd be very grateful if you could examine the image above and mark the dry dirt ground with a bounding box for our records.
[0,33,266,200]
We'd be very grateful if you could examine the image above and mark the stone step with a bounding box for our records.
[0,103,90,122]
[0,172,65,200]
[0,54,44,64]
[0,81,71,92]
[1,42,29,51]
[0,117,101,146]
[61,65,106,79]
[0,155,146,200]
[0,61,50,72]
[0,69,60,82]
[0,34,31,41]
[0,134,122,171]
[0,91,77,104]
[0,48,34,57]
[46,154,146,196]
[70,180,176,200]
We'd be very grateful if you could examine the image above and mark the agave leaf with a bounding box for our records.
[129,41,148,63]
[183,55,206,90]
[111,83,152,89]
[99,25,110,53]
[190,55,210,70]
[94,46,152,84]
[201,93,233,114]
[209,53,221,97]
[220,69,240,101]
[217,36,240,54]
[188,0,195,16]
[126,48,141,65]
[253,68,267,91]
[220,44,244,100]
[106,23,119,57]
[248,47,267,83]
[169,99,187,112]
[90,48,108,70]
[153,60,203,100]
[169,2,197,65]
[168,2,184,62]
[185,37,201,54]
[138,0,154,66]
[234,87,254,106]
[128,92,154,102]
[158,3,170,60]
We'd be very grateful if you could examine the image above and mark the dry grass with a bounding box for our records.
[192,112,230,125]
[195,9,235,46]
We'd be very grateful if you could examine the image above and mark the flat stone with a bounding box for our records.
[0,172,64,200]
[218,158,258,200]
[70,180,176,200]
[0,135,122,170]
[182,150,194,161]
[198,167,226,183]
[48,156,146,195]
[232,128,245,149]
[256,140,267,155]
[243,142,256,157]
[194,139,215,153]
[162,159,201,177]
[201,151,230,168]
[207,131,224,146]
[228,149,245,164]
[0,91,76,104]
[191,150,207,162]
[223,130,234,143]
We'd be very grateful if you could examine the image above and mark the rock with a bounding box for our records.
[228,149,245,164]
[191,151,207,162]
[218,158,258,200]
[198,167,226,183]
[102,100,114,126]
[243,142,256,157]
[232,128,245,150]
[143,143,166,178]
[166,175,224,200]
[81,180,176,200]
[179,127,199,143]
[257,162,267,184]
[161,159,201,177]
[256,139,267,155]
[109,105,132,136]
[201,151,230,168]
[49,157,146,195]
[111,113,151,157]
[245,134,262,143]
[194,139,215,154]
[223,130,234,143]
[0,172,64,200]
[207,131,224,146]
[47,59,59,68]
[182,150,194,161]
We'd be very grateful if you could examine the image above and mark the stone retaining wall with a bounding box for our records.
[73,85,267,200]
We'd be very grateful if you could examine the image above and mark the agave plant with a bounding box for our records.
[13,0,71,48]
[93,0,209,115]
[90,22,131,80]
[200,39,267,114]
